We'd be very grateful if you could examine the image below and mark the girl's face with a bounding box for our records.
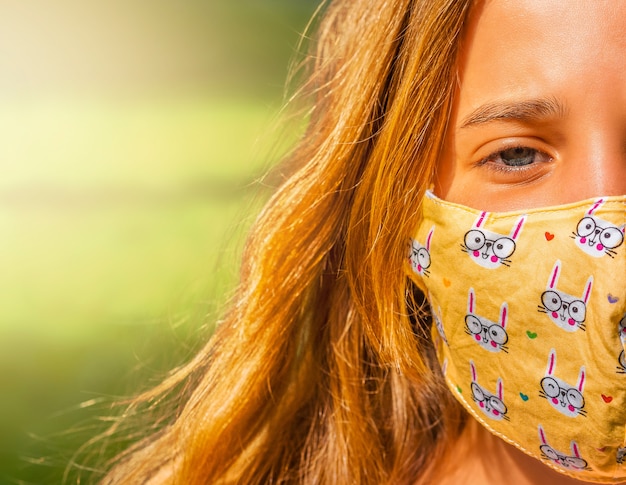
[436,0,626,212]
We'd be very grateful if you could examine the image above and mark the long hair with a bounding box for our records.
[99,0,472,483]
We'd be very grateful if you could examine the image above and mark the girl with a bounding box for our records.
[100,1,626,483]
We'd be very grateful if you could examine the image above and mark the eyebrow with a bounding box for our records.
[459,97,567,129]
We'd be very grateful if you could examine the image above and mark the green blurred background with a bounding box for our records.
[0,1,319,483]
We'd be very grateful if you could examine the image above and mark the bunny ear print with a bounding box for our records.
[499,303,508,329]
[496,378,504,400]
[426,226,435,251]
[538,425,548,445]
[510,215,526,241]
[571,441,582,459]
[577,367,586,393]
[582,276,593,304]
[546,349,557,376]
[470,360,477,382]
[467,288,475,314]
[568,442,589,470]
[547,260,561,289]
[587,198,604,216]
[474,212,488,229]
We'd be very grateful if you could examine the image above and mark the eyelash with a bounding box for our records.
[476,145,553,173]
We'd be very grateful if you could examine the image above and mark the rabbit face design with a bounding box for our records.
[409,226,434,277]
[469,361,508,421]
[465,288,508,353]
[572,199,624,258]
[461,212,525,269]
[538,426,589,472]
[617,447,626,465]
[539,349,586,418]
[538,261,593,332]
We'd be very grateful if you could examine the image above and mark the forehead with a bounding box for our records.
[456,0,626,109]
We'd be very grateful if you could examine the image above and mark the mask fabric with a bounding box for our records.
[408,191,626,483]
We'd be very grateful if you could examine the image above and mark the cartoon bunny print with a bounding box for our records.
[537,260,593,332]
[409,226,434,277]
[572,199,624,258]
[465,288,509,353]
[469,360,509,421]
[461,212,525,269]
[539,349,586,418]
[618,351,626,375]
[618,314,626,374]
[617,447,626,465]
[538,425,589,472]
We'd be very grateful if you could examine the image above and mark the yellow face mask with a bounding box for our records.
[408,191,626,483]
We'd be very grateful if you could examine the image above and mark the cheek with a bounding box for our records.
[434,144,457,201]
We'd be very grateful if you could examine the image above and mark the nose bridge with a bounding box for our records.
[570,129,626,198]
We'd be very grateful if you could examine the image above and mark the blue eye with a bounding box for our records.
[480,145,552,170]
[498,147,537,166]
[497,147,546,167]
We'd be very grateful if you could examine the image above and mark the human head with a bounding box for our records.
[414,1,626,482]
[436,0,626,210]
[96,1,626,484]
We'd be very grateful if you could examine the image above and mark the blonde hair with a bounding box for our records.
[99,0,473,483]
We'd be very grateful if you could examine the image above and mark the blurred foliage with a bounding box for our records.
[0,1,319,483]
[0,0,318,98]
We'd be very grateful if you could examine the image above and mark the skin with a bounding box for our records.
[435,1,626,483]
[436,0,626,212]
[436,419,606,485]
[144,2,625,484]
